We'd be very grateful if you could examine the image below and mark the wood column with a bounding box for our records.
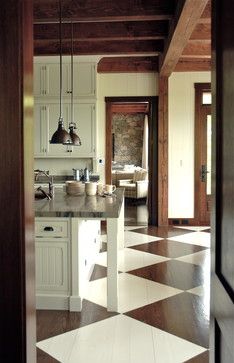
[0,1,35,362]
[158,77,169,226]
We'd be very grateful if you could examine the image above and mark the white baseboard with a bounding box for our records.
[36,294,69,310]
[69,295,82,311]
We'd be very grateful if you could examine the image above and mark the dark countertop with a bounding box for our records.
[34,188,124,218]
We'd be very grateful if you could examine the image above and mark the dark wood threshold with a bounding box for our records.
[168,218,210,226]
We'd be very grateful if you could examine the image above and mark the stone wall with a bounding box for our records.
[112,113,144,167]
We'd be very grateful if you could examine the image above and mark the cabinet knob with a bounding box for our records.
[44,226,54,232]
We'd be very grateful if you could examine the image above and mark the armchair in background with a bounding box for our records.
[118,169,148,200]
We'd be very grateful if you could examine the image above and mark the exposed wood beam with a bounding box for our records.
[182,41,211,57]
[159,0,209,77]
[34,0,175,24]
[175,58,211,71]
[190,23,211,40]
[111,103,149,114]
[34,39,164,56]
[34,20,169,42]
[198,0,211,23]
[97,57,159,73]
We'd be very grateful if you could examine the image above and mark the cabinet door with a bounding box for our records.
[46,103,71,156]
[34,63,70,98]
[34,64,46,97]
[34,104,46,156]
[71,103,96,156]
[73,63,96,98]
[35,240,69,293]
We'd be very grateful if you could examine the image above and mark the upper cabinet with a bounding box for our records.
[34,102,96,158]
[34,61,96,99]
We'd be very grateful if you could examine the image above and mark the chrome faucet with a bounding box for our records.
[34,169,54,200]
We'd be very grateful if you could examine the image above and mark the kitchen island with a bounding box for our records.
[34,189,124,312]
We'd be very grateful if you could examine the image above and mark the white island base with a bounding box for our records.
[35,198,124,312]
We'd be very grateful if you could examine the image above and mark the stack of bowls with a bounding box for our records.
[65,181,85,196]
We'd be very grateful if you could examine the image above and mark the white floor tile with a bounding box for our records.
[124,230,162,247]
[96,248,169,272]
[187,285,207,296]
[37,315,206,363]
[102,230,161,246]
[84,273,182,313]
[124,226,145,231]
[174,226,210,231]
[175,250,210,267]
[168,231,210,248]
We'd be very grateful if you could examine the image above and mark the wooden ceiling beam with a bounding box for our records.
[159,0,209,77]
[198,0,211,23]
[34,0,175,24]
[34,20,169,42]
[182,41,211,57]
[190,23,211,40]
[34,40,164,56]
[97,57,159,73]
[175,58,211,71]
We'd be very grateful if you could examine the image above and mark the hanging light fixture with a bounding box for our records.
[64,21,82,146]
[50,0,72,145]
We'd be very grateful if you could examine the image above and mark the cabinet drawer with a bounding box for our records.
[35,219,69,238]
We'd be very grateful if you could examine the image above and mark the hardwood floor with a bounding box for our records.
[37,204,210,363]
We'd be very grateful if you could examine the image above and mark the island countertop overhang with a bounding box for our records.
[34,188,124,219]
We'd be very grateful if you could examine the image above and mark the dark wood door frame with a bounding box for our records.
[105,96,159,225]
[194,82,211,225]
[0,1,35,362]
[210,1,234,361]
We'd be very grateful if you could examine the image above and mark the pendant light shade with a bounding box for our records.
[50,0,72,145]
[50,117,72,144]
[68,122,82,146]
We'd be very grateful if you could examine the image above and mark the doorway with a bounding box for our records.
[105,96,158,225]
[194,83,211,225]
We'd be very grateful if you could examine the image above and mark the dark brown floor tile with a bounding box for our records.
[131,226,194,238]
[125,292,209,348]
[90,264,122,281]
[128,259,204,290]
[37,348,59,363]
[37,299,118,342]
[90,264,107,281]
[185,350,209,362]
[129,239,207,258]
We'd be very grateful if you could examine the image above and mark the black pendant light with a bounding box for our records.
[64,21,82,146]
[50,0,72,145]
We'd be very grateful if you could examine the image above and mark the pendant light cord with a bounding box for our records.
[71,21,74,124]
[59,0,62,119]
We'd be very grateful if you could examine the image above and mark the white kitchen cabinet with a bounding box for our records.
[35,217,101,310]
[35,240,69,293]
[70,103,96,157]
[34,63,70,98]
[72,63,96,98]
[34,102,96,158]
[34,62,96,99]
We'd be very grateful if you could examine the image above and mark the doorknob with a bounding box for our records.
[200,165,209,182]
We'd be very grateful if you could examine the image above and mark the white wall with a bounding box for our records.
[96,73,158,182]
[168,72,211,218]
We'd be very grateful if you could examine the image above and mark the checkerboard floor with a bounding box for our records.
[37,225,210,363]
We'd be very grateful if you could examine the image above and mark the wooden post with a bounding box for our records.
[0,1,35,362]
[158,77,169,226]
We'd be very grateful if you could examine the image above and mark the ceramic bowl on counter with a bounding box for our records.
[65,181,85,196]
